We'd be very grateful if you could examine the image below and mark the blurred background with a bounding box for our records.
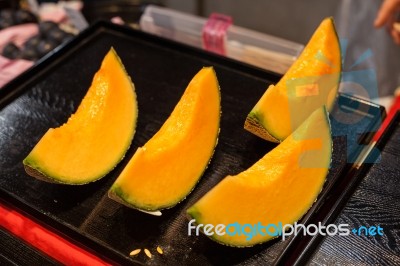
[166,0,400,100]
[1,0,399,99]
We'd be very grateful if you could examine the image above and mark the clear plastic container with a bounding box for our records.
[140,5,304,74]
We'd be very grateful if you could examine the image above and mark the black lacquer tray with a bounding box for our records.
[0,21,385,265]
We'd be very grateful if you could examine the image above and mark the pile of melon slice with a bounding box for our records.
[187,17,341,246]
[23,17,341,247]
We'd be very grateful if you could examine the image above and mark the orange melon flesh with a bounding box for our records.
[245,17,341,142]
[187,106,331,247]
[109,67,220,211]
[23,48,138,184]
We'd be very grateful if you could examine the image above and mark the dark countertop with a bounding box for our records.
[309,112,400,265]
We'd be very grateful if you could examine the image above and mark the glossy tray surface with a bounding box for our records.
[0,22,383,265]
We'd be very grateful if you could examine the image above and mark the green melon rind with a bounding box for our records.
[187,106,333,247]
[244,17,341,143]
[22,48,138,185]
[244,111,281,143]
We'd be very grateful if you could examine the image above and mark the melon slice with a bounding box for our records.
[245,17,341,142]
[187,106,331,247]
[108,67,220,212]
[23,48,138,184]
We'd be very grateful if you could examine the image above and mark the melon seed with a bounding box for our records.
[156,246,163,254]
[129,249,141,256]
[144,248,152,258]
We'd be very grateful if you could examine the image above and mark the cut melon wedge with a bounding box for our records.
[109,67,220,211]
[23,48,138,184]
[245,17,341,142]
[187,106,331,247]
